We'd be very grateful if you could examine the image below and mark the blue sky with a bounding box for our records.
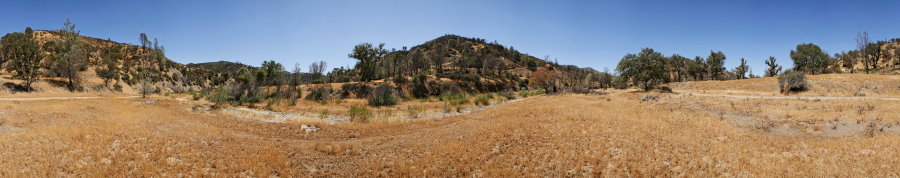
[2,0,898,75]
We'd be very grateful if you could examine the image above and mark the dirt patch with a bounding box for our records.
[674,94,900,138]
[0,125,23,134]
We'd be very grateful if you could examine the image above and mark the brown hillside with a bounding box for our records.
[4,30,221,94]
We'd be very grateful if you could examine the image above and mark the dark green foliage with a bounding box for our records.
[734,58,749,79]
[306,85,336,104]
[186,61,253,77]
[778,70,807,93]
[97,45,122,88]
[687,56,707,81]
[260,60,284,86]
[349,43,388,82]
[112,83,123,92]
[411,73,430,98]
[616,48,668,91]
[790,43,831,74]
[440,92,469,111]
[49,19,89,91]
[341,83,372,98]
[368,83,398,106]
[325,66,354,83]
[706,51,726,80]
[764,56,782,77]
[0,30,43,91]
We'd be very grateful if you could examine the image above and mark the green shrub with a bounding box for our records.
[393,76,409,85]
[518,89,529,98]
[411,74,430,98]
[239,94,261,104]
[368,84,399,106]
[529,89,547,96]
[440,92,469,112]
[474,94,493,106]
[210,85,230,106]
[113,83,123,92]
[517,89,546,98]
[498,91,515,100]
[778,70,807,93]
[306,85,334,103]
[440,92,469,106]
[192,91,204,101]
[341,83,372,98]
[349,106,372,123]
[406,105,425,118]
[319,109,330,119]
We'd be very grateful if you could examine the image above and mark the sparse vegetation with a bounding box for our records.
[406,105,425,118]
[440,92,469,112]
[1,13,899,177]
[3,74,899,176]
[778,70,807,93]
[348,105,373,123]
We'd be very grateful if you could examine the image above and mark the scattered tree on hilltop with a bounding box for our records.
[97,45,122,88]
[0,28,43,91]
[616,48,667,91]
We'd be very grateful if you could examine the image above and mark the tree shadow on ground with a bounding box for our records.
[2,82,33,93]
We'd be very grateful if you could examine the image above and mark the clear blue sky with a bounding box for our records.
[2,0,898,74]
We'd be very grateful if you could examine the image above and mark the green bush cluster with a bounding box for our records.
[498,91,515,100]
[518,88,547,98]
[440,92,469,106]
[341,83,372,98]
[474,94,493,106]
[778,70,807,93]
[368,84,399,106]
[306,85,336,104]
[349,106,373,123]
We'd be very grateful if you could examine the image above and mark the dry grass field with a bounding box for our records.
[1,74,899,176]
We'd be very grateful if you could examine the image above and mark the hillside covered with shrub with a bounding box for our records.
[0,21,223,93]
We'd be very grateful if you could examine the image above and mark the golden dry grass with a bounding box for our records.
[670,74,900,97]
[1,74,899,176]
